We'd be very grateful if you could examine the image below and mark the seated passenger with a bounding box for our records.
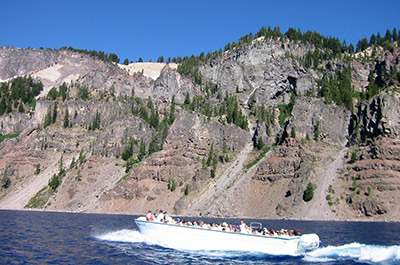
[239,220,247,233]
[146,210,154,221]
[155,210,164,222]
[163,211,173,223]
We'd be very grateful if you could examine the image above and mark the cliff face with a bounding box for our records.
[0,41,399,222]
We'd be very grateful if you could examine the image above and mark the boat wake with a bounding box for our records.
[95,229,161,245]
[304,243,400,264]
[96,230,400,264]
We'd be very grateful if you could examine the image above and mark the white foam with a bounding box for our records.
[95,229,159,245]
[304,243,400,264]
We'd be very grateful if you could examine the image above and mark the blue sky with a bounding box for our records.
[2,0,399,62]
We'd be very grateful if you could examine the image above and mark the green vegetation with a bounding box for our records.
[34,164,41,175]
[184,184,189,196]
[1,174,10,189]
[350,151,357,164]
[291,126,296,138]
[303,182,315,202]
[314,121,321,141]
[245,146,271,170]
[183,92,248,130]
[76,84,90,100]
[46,83,68,101]
[43,103,57,128]
[367,186,372,196]
[88,110,101,130]
[317,67,353,111]
[0,132,19,143]
[63,110,70,128]
[59,46,120,63]
[277,92,296,126]
[48,155,65,192]
[25,186,53,208]
[168,179,176,191]
[0,76,43,115]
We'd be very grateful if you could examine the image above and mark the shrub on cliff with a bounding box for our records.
[303,182,315,202]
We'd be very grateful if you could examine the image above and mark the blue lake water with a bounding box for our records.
[1,210,400,264]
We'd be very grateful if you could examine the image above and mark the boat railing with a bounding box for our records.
[250,222,262,232]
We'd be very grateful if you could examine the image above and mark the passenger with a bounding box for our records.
[155,210,164,222]
[193,221,199,227]
[239,220,247,233]
[294,229,301,236]
[146,210,154,221]
[163,211,173,223]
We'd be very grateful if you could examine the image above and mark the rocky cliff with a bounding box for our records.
[0,36,399,221]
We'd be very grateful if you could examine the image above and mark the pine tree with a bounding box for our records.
[169,95,175,124]
[392,27,398,42]
[206,143,214,167]
[63,110,69,128]
[384,29,392,42]
[184,92,190,105]
[369,34,376,45]
[52,102,57,124]
[44,105,52,127]
[138,139,146,161]
[0,97,6,115]
[149,108,159,129]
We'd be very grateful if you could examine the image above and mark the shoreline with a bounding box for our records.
[1,207,398,223]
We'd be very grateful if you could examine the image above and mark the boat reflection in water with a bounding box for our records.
[135,217,320,256]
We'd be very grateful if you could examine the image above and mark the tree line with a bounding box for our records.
[59,47,120,63]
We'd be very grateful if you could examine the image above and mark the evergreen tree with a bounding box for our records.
[52,102,57,124]
[6,99,12,113]
[0,97,6,115]
[369,34,376,45]
[206,143,214,167]
[138,57,143,62]
[48,173,60,191]
[367,70,379,99]
[59,83,68,101]
[147,96,154,110]
[303,182,315,202]
[58,155,65,177]
[384,29,392,42]
[184,92,191,105]
[44,105,52,127]
[138,139,146,161]
[47,87,58,100]
[169,95,176,124]
[139,101,149,122]
[392,27,398,42]
[121,140,134,161]
[63,110,69,128]
[149,108,160,129]
[123,58,129,65]
[157,56,164,63]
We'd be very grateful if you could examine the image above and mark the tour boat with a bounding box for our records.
[135,217,319,255]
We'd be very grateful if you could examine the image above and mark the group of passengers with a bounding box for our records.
[145,210,301,237]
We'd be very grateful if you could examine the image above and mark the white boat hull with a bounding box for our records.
[135,217,319,255]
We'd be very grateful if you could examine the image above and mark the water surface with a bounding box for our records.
[1,210,399,264]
